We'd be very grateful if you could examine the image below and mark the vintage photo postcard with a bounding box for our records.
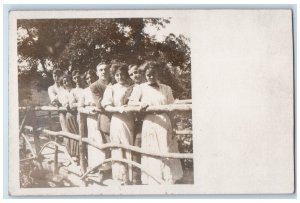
[9,9,294,196]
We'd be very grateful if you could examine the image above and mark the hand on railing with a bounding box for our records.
[139,103,149,112]
[118,105,126,113]
[86,106,97,115]
[19,102,192,113]
[104,105,127,114]
[51,99,61,107]
[77,106,97,115]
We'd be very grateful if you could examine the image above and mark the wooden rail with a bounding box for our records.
[19,103,192,113]
[80,158,164,184]
[19,103,193,185]
[28,128,193,159]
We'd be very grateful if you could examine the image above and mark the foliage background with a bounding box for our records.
[17,18,191,105]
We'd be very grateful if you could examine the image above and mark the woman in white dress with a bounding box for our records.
[78,69,107,171]
[69,69,85,110]
[129,62,183,185]
[66,70,84,161]
[128,64,144,184]
[48,69,67,132]
[101,63,134,185]
[58,74,79,158]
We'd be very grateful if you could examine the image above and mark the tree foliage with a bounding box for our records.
[17,18,191,102]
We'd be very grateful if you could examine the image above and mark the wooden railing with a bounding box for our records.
[19,102,192,185]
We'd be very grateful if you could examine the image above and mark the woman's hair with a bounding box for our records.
[143,61,160,73]
[71,69,80,78]
[84,69,97,80]
[52,68,63,76]
[59,74,73,87]
[110,63,130,82]
[128,64,138,71]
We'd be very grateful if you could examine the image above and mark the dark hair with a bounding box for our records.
[71,69,80,77]
[128,64,138,70]
[59,74,73,87]
[111,63,129,76]
[85,69,97,80]
[52,68,62,76]
[110,63,130,84]
[143,61,160,73]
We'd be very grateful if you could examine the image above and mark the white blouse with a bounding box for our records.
[48,83,63,103]
[129,83,174,105]
[69,87,84,108]
[58,88,71,107]
[101,83,133,107]
[78,87,95,107]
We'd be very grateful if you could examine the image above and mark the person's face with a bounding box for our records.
[72,74,81,85]
[86,73,97,86]
[53,73,60,83]
[62,77,72,88]
[96,65,109,80]
[115,70,127,85]
[128,67,142,84]
[145,68,158,84]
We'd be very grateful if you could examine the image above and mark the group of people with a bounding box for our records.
[47,61,183,185]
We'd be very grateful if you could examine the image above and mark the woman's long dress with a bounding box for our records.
[79,87,106,168]
[65,87,83,157]
[58,88,79,157]
[129,83,183,184]
[48,84,68,132]
[101,83,134,183]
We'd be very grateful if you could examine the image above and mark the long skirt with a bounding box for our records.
[87,114,106,168]
[65,112,79,157]
[59,112,68,132]
[141,113,183,185]
[110,113,134,183]
[132,119,142,182]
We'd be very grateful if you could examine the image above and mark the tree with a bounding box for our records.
[17,18,191,103]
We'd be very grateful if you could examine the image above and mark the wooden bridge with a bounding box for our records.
[19,101,193,187]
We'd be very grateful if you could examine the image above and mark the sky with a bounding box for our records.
[144,16,191,43]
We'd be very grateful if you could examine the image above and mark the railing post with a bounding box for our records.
[30,109,41,155]
[53,137,59,174]
[79,112,88,179]
[19,110,28,154]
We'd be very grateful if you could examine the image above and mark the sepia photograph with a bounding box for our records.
[13,11,193,192]
[8,9,294,196]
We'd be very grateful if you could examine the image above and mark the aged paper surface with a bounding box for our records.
[9,9,294,195]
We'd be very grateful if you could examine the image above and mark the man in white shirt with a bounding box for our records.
[48,68,63,106]
[47,68,67,132]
